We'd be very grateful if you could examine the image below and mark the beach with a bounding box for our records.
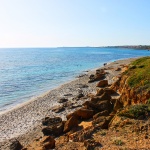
[0,58,137,149]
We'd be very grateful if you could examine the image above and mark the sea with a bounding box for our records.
[0,47,149,112]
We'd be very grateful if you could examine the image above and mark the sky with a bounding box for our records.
[0,0,150,47]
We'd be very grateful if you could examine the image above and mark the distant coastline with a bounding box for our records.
[106,45,150,50]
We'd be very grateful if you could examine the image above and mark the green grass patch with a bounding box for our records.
[125,57,150,90]
[119,104,150,119]
[113,139,124,146]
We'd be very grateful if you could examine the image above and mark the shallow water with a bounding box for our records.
[0,47,149,111]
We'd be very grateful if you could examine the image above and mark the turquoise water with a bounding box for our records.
[0,47,149,111]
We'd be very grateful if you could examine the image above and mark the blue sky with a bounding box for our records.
[0,0,150,47]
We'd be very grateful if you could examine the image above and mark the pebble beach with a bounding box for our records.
[0,58,137,149]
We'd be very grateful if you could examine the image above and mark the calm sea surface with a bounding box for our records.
[0,47,149,111]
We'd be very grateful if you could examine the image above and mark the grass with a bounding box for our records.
[124,57,150,90]
[119,104,150,119]
[113,139,124,146]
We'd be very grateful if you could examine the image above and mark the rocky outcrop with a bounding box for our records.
[42,117,64,137]
[63,116,78,132]
[88,69,106,82]
[96,80,108,87]
[111,75,150,106]
[75,108,94,119]
[42,122,64,136]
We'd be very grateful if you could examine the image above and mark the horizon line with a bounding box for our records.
[0,45,150,49]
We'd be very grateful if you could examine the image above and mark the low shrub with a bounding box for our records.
[119,104,150,119]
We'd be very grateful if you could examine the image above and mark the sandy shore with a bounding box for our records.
[0,58,137,149]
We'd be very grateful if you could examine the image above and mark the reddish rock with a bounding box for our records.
[103,88,116,95]
[42,122,64,136]
[95,69,106,80]
[63,116,79,132]
[66,112,79,120]
[95,73,105,80]
[96,80,108,87]
[75,108,94,119]
[93,110,109,119]
[42,136,55,149]
[92,116,111,129]
[91,92,111,103]
[96,88,104,96]
[97,100,113,112]
[83,101,98,110]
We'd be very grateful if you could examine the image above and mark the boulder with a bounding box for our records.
[91,92,111,103]
[10,140,23,150]
[95,73,105,80]
[75,108,94,119]
[83,101,98,109]
[52,105,65,113]
[63,116,79,132]
[93,110,109,119]
[103,88,116,95]
[96,88,104,96]
[95,69,105,80]
[58,98,68,103]
[96,69,105,73]
[42,136,55,149]
[66,112,79,120]
[76,93,84,99]
[84,100,112,113]
[99,92,111,100]
[96,80,108,87]
[88,75,95,83]
[42,122,64,136]
[92,116,110,129]
[42,117,62,126]
[97,100,113,112]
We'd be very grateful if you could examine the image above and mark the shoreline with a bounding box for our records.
[0,57,126,115]
[0,57,138,149]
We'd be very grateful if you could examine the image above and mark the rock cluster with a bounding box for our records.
[22,68,119,149]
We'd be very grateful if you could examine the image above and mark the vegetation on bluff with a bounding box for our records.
[119,104,150,119]
[124,56,150,90]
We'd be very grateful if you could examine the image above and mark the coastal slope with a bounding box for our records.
[1,57,150,150]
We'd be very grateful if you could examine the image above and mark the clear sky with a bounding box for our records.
[0,0,150,47]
